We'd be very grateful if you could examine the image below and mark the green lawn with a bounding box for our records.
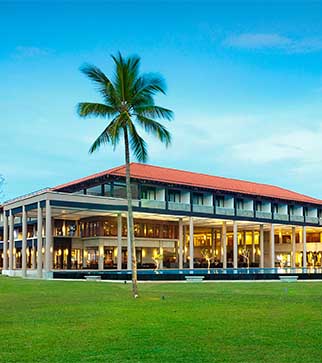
[0,277,321,363]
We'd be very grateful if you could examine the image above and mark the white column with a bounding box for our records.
[9,210,14,270]
[270,224,275,268]
[127,213,132,270]
[222,222,227,269]
[31,239,36,269]
[233,221,238,269]
[183,226,187,264]
[252,230,255,264]
[98,242,104,270]
[3,212,8,270]
[291,226,296,268]
[21,205,27,277]
[37,202,43,278]
[45,200,52,273]
[117,213,122,270]
[159,241,163,270]
[82,241,87,268]
[189,217,194,270]
[259,224,264,268]
[178,218,183,269]
[302,226,307,268]
[13,247,16,269]
[212,229,216,259]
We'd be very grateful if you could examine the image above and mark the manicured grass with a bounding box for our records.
[0,278,321,363]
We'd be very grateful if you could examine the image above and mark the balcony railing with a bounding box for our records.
[141,199,166,209]
[273,213,289,221]
[305,216,319,224]
[290,215,304,223]
[168,202,191,212]
[236,209,254,218]
[215,206,235,216]
[192,205,214,214]
[255,211,272,219]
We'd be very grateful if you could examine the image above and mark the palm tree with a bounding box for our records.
[77,52,173,297]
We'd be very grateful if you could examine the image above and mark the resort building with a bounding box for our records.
[1,163,322,279]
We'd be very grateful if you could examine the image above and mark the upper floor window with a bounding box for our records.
[113,182,127,199]
[216,196,225,207]
[303,207,308,217]
[103,183,113,197]
[86,185,102,196]
[288,205,294,215]
[168,189,181,203]
[272,203,279,214]
[255,201,262,211]
[141,186,156,200]
[192,192,204,205]
[236,198,244,210]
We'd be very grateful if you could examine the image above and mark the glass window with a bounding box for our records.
[141,186,156,200]
[192,192,204,205]
[113,183,127,198]
[216,196,224,207]
[255,201,262,211]
[104,183,113,197]
[168,189,181,203]
[272,203,279,213]
[66,221,77,236]
[288,205,294,215]
[72,189,86,195]
[236,198,244,210]
[87,185,102,196]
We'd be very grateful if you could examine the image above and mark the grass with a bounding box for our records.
[0,278,322,363]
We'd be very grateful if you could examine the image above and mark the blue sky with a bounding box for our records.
[2,1,322,201]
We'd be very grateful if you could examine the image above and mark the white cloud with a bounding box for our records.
[224,33,322,53]
[225,33,290,49]
[14,46,51,58]
[232,126,322,164]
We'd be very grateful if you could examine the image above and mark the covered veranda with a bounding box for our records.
[2,192,322,278]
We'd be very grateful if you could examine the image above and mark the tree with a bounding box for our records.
[77,52,173,297]
[201,248,213,270]
[240,248,250,268]
[152,252,163,271]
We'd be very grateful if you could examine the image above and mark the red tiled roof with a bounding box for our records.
[53,163,322,205]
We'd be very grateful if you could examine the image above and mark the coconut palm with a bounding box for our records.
[77,52,173,297]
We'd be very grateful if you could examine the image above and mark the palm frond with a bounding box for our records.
[134,105,173,121]
[135,115,171,146]
[80,63,112,87]
[80,64,120,108]
[89,116,122,153]
[126,116,148,162]
[89,128,111,154]
[111,52,141,102]
[133,74,167,97]
[77,102,116,119]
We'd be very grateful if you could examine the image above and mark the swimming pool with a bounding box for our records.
[53,267,322,281]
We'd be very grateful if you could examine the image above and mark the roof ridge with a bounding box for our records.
[51,162,321,204]
[128,162,306,196]
[113,163,321,204]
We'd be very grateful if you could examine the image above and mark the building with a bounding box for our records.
[1,163,322,279]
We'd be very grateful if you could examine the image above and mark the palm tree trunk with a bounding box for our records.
[124,127,138,297]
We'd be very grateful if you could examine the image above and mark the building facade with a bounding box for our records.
[1,163,322,278]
